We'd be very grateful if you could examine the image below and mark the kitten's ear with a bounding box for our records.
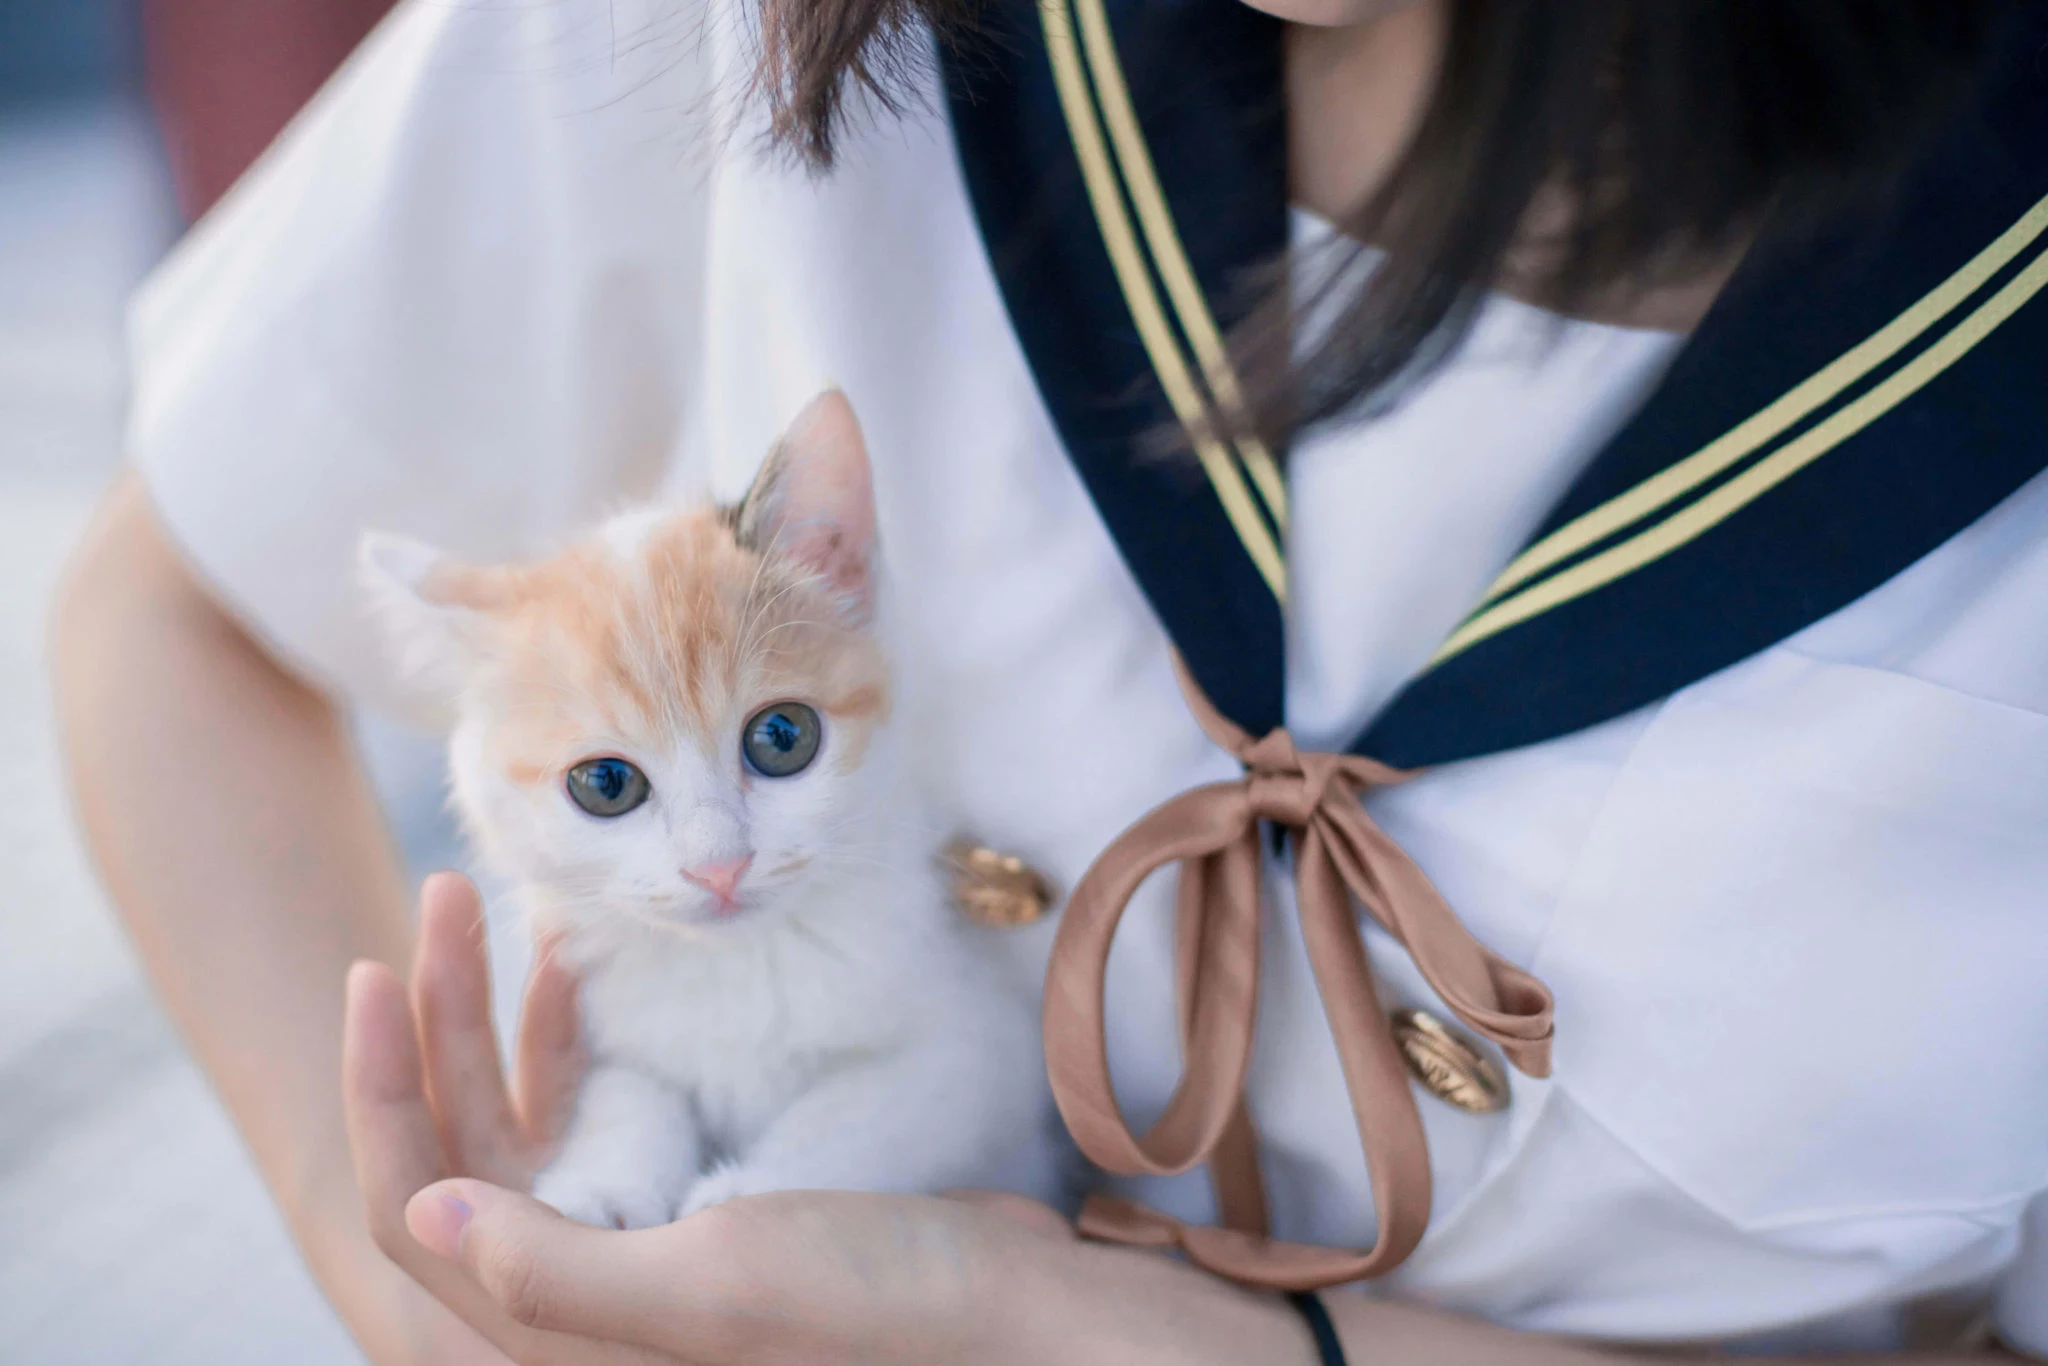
[737,388,878,624]
[357,531,510,694]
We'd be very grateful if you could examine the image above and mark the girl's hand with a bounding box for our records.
[343,874,1313,1366]
[345,873,666,1364]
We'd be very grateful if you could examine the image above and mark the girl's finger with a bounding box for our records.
[413,872,527,1186]
[513,931,582,1148]
[346,965,672,1366]
[343,959,450,1253]
[407,1178,717,1359]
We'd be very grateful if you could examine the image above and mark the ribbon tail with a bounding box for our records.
[1292,824,1433,1277]
[1079,1191,1410,1293]
[1177,851,1272,1238]
[1078,1193,1187,1249]
[1208,1099,1270,1238]
[1317,783,1555,1078]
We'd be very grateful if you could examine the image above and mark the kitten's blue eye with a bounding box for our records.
[565,757,649,817]
[742,703,821,778]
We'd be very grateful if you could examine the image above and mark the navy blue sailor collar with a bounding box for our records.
[939,0,2048,768]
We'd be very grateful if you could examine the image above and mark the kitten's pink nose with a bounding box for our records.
[683,854,753,910]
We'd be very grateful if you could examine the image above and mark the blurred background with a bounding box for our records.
[0,2,434,1361]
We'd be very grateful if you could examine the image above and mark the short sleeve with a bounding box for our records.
[1999,1193,2048,1359]
[129,0,717,712]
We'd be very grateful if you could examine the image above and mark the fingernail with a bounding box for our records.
[408,1190,475,1259]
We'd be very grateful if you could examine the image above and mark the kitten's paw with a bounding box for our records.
[531,1164,678,1231]
[678,1162,783,1218]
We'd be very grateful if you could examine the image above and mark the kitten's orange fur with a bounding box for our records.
[430,511,890,800]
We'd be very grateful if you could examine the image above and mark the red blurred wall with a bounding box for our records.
[143,0,397,220]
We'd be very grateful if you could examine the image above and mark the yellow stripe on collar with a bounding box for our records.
[1432,227,2048,668]
[1069,0,1289,533]
[1471,190,2048,616]
[1041,0,1288,602]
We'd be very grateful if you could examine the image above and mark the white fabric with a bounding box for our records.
[129,1,2048,1354]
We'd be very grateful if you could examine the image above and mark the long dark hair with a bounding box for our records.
[755,0,2011,439]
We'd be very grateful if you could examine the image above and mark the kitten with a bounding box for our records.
[361,391,1057,1227]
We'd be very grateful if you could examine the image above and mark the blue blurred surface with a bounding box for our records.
[0,0,140,105]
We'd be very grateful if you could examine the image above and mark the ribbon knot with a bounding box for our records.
[1243,737,1340,826]
[1042,664,1555,1291]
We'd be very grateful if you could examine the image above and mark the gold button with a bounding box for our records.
[941,836,1058,927]
[1391,1008,1509,1114]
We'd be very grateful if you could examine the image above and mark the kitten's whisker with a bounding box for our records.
[750,616,829,647]
[737,571,807,659]
[783,917,855,967]
[736,557,783,658]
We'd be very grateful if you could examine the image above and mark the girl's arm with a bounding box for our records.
[346,867,2025,1366]
[51,473,501,1366]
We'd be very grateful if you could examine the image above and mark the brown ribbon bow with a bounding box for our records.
[1042,668,1555,1290]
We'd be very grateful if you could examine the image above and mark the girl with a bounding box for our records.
[57,0,2048,1361]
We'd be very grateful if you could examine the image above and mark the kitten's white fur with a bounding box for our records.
[527,741,1056,1226]
[362,392,1059,1227]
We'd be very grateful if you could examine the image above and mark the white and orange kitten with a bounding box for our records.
[361,392,1055,1227]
